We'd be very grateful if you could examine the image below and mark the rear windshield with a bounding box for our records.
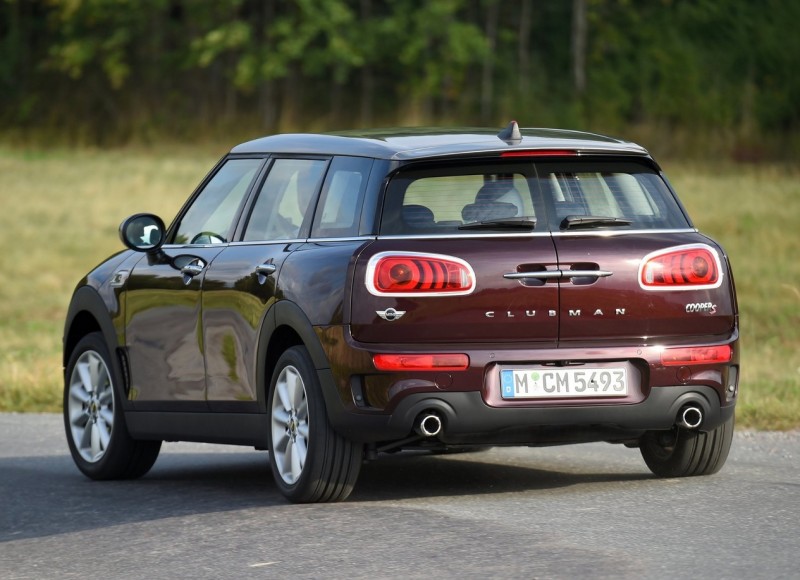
[380,159,690,234]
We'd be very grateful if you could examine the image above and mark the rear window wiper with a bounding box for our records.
[560,215,632,230]
[458,217,537,231]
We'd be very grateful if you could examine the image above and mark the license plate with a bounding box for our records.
[500,367,628,399]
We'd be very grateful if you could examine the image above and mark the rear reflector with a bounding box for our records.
[500,150,577,158]
[639,244,723,290]
[661,345,732,366]
[373,353,470,371]
[366,251,475,296]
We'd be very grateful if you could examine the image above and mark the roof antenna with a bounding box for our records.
[498,120,522,144]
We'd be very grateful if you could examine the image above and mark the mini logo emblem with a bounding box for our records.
[377,308,406,321]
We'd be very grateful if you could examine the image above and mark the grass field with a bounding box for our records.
[1,148,798,429]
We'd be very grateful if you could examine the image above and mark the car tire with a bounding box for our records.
[267,345,363,503]
[63,332,161,480]
[639,415,734,477]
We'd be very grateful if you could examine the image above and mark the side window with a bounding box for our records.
[173,158,262,245]
[311,157,373,238]
[244,159,328,241]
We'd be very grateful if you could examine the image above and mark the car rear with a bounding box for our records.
[339,148,738,448]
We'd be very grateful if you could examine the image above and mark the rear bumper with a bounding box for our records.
[323,380,736,445]
[316,326,739,445]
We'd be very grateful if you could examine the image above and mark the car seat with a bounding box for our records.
[462,176,523,223]
[402,204,436,229]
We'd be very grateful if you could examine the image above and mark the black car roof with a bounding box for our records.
[230,127,650,160]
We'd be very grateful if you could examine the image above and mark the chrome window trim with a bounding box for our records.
[225,236,376,246]
[224,238,304,246]
[376,232,552,240]
[374,228,697,241]
[160,243,231,250]
[162,228,697,246]
[305,236,377,243]
[552,228,698,237]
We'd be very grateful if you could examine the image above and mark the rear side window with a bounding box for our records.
[243,158,328,241]
[380,159,689,235]
[311,156,373,238]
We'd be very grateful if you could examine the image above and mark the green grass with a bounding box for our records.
[0,147,220,411]
[0,148,798,429]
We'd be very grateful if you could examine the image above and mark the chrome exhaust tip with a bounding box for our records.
[677,405,703,430]
[415,413,443,437]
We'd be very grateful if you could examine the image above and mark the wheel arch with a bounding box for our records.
[63,287,129,409]
[64,286,120,368]
[256,300,333,412]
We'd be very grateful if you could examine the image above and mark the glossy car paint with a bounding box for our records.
[200,243,293,409]
[350,236,560,344]
[63,127,739,453]
[125,246,226,408]
[553,231,736,343]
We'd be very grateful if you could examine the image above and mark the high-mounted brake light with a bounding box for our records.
[639,244,723,290]
[366,252,475,296]
[500,150,577,158]
[373,353,470,372]
[661,345,732,366]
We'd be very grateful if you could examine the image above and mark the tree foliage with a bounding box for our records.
[0,0,797,148]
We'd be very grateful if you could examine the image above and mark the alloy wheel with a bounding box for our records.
[67,350,115,463]
[270,364,310,485]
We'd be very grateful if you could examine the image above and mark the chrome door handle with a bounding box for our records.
[180,259,205,285]
[255,263,277,276]
[504,271,562,280]
[504,270,613,280]
[561,270,613,278]
[181,263,204,277]
[255,262,277,285]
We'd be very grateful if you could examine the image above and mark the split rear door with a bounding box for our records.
[350,161,560,345]
[535,159,736,344]
[350,156,735,348]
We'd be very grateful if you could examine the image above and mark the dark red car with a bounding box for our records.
[63,123,739,502]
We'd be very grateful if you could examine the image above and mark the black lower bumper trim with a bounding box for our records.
[326,385,734,445]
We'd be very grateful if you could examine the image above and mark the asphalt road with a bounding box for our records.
[1,413,798,579]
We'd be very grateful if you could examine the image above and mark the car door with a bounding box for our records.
[534,159,736,344]
[124,157,264,408]
[350,161,560,345]
[201,157,329,410]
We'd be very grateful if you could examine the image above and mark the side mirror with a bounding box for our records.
[119,213,166,253]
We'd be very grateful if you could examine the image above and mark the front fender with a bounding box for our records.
[63,285,136,411]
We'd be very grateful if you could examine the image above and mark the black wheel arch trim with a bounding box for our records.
[63,285,131,409]
[255,300,334,413]
[64,286,119,367]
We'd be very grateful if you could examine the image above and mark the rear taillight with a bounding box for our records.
[373,353,470,371]
[661,345,732,366]
[366,252,475,296]
[639,244,723,290]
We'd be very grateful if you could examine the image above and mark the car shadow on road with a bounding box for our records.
[0,452,273,543]
[1,448,652,543]
[350,449,652,502]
